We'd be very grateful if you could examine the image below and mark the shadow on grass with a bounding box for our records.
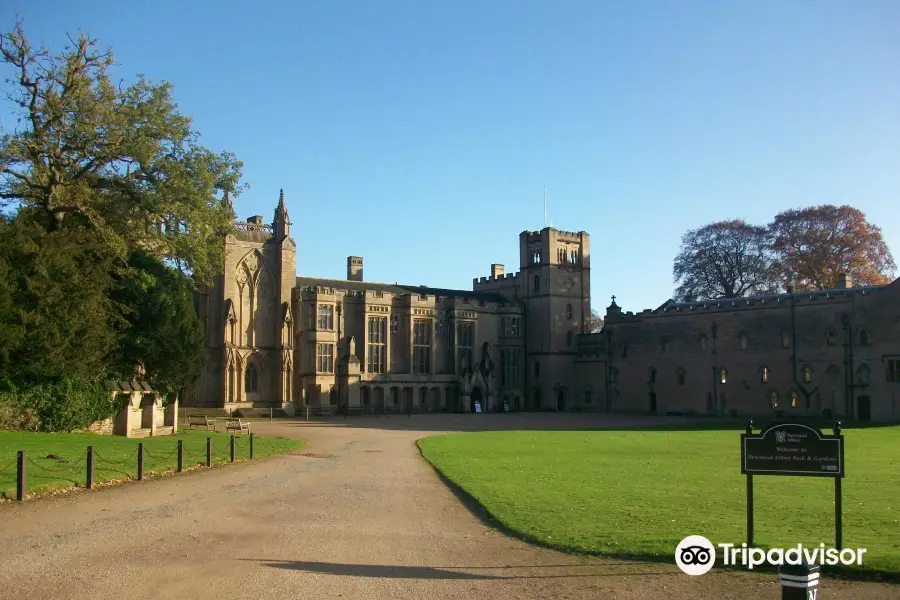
[415,443,900,585]
[250,559,674,580]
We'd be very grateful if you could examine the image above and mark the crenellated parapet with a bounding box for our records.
[610,285,889,324]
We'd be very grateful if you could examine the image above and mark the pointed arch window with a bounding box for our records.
[858,328,871,345]
[826,328,837,346]
[857,363,871,385]
[720,368,728,384]
[533,275,540,293]
[565,304,573,320]
[739,334,748,350]
[699,334,707,350]
[769,390,779,408]
[649,366,657,384]
[245,362,259,393]
[802,364,813,384]
[790,390,799,408]
[676,367,686,385]
[760,366,769,384]
[781,330,791,349]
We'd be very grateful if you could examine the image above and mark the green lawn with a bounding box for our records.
[418,426,900,577]
[0,430,304,499]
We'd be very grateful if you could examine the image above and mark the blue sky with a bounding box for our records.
[6,1,899,314]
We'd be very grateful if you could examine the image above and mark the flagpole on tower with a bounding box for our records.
[543,185,547,227]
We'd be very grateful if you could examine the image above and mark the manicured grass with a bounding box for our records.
[0,430,304,499]
[418,426,900,577]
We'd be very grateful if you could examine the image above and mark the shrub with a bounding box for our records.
[0,375,119,432]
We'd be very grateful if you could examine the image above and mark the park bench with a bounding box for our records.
[224,417,250,435]
[188,414,216,431]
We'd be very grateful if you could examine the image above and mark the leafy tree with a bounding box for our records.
[673,219,777,301]
[768,205,896,291]
[110,251,205,394]
[0,22,243,284]
[0,212,122,379]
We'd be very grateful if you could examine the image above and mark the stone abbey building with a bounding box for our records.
[188,193,900,423]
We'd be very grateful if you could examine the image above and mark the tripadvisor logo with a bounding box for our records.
[675,535,867,576]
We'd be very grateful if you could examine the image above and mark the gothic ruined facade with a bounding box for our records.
[188,192,900,423]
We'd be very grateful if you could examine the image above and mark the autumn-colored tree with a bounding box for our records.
[673,219,778,301]
[768,205,896,291]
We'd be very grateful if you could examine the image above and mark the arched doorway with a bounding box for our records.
[374,387,385,413]
[858,396,871,421]
[556,388,567,411]
[361,387,371,413]
[649,392,657,414]
[471,387,483,413]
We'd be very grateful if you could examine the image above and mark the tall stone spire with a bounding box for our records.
[274,188,290,224]
[274,188,290,238]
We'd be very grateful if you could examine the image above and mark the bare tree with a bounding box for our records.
[769,205,896,291]
[673,219,777,301]
[588,309,604,333]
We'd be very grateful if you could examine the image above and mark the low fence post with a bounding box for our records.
[230,435,235,463]
[16,450,26,501]
[779,562,820,599]
[206,437,212,467]
[177,440,184,472]
[137,443,144,481]
[86,446,94,489]
[250,433,254,460]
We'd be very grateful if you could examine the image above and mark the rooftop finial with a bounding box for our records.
[274,188,290,224]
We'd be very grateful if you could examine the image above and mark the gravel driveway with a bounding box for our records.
[0,414,895,599]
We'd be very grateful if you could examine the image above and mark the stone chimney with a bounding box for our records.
[347,256,363,282]
[837,273,852,289]
[247,215,264,225]
[491,264,505,278]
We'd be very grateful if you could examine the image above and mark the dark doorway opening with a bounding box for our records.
[649,392,657,414]
[471,387,483,413]
[557,389,567,411]
[857,396,871,421]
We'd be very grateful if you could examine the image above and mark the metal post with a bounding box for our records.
[306,404,309,422]
[835,419,843,549]
[230,435,235,463]
[16,450,26,501]
[745,420,754,547]
[86,446,94,489]
[177,439,184,472]
[137,443,144,481]
[779,563,820,599]
[269,407,272,422]
[250,433,254,459]
[206,437,212,467]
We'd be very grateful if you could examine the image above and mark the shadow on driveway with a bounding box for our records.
[250,559,675,580]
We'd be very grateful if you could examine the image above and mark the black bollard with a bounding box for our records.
[137,443,144,481]
[779,562,820,600]
[230,435,235,463]
[86,446,94,489]
[206,437,212,467]
[177,439,184,472]
[16,450,26,501]
[249,433,254,460]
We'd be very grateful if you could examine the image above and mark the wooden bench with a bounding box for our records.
[224,417,250,435]
[188,414,215,431]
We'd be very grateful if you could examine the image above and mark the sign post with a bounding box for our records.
[741,421,845,548]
